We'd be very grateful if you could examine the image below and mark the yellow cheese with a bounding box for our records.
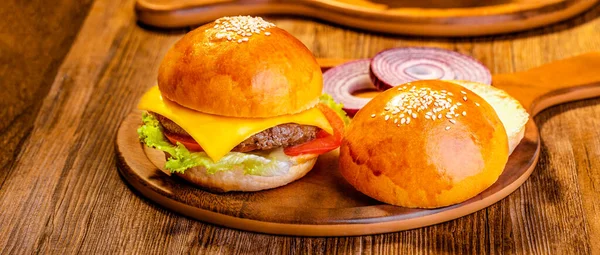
[138,86,333,161]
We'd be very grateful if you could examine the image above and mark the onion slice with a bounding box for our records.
[323,59,376,116]
[370,47,492,90]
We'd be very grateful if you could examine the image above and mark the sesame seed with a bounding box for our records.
[371,114,376,118]
[445,126,451,130]
[461,91,467,95]
[382,86,467,126]
[475,102,480,107]
[462,111,467,116]
[463,96,468,101]
[265,32,271,36]
[213,16,275,43]
[449,119,456,124]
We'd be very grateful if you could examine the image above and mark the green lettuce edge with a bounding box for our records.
[319,93,350,126]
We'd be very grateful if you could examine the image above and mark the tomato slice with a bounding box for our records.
[284,104,344,156]
[163,131,203,151]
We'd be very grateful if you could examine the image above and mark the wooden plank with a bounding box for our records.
[0,0,94,192]
[487,5,600,254]
[0,0,184,253]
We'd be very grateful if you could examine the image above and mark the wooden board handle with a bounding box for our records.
[135,0,598,37]
[492,52,600,115]
[317,52,600,115]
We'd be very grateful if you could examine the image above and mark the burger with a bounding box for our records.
[137,16,348,192]
[339,80,528,208]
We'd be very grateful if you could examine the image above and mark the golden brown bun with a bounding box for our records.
[175,154,318,192]
[158,16,323,118]
[449,80,529,154]
[339,80,509,208]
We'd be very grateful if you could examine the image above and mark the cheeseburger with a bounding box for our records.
[137,16,348,192]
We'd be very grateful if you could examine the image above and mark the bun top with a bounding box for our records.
[339,80,509,208]
[158,16,323,118]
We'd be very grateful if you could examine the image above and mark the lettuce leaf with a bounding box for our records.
[319,93,351,126]
[137,113,291,175]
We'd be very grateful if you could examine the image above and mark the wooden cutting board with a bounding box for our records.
[135,0,598,36]
[115,57,600,236]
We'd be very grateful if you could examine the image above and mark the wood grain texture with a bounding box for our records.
[134,0,599,37]
[0,0,94,197]
[1,0,600,253]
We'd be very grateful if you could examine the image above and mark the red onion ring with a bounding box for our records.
[370,47,492,90]
[323,59,376,116]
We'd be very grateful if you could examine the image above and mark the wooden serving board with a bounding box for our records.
[135,0,598,36]
[117,112,539,236]
[115,54,600,236]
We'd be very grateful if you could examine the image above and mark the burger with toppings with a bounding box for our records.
[137,16,349,192]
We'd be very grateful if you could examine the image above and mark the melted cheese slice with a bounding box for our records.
[138,86,333,161]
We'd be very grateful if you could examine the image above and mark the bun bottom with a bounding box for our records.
[174,154,318,192]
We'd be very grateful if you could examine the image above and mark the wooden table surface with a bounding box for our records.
[1,0,600,254]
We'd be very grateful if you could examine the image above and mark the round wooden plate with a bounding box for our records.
[116,114,539,236]
[116,54,600,236]
[135,0,598,36]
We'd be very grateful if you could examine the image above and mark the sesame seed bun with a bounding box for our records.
[157,16,323,118]
[174,154,318,192]
[339,80,510,208]
[449,80,529,154]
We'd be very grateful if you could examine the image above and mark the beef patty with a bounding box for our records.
[152,113,318,152]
